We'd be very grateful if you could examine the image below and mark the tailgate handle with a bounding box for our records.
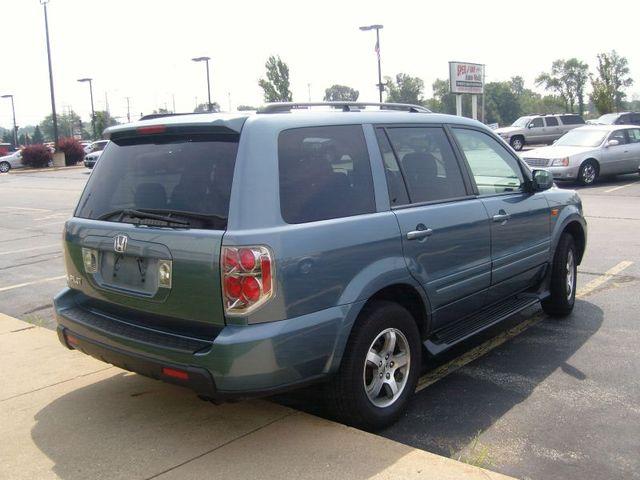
[406,226,433,241]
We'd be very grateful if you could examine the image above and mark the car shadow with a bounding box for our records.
[275,299,603,458]
[556,172,639,189]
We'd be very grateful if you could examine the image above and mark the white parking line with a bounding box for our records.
[0,244,60,256]
[4,206,52,213]
[604,183,636,193]
[33,213,68,221]
[415,260,634,392]
[0,275,66,294]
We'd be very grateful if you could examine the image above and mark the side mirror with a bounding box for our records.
[606,139,620,147]
[532,169,553,191]
[528,123,535,129]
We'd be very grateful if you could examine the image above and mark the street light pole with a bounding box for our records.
[192,56,212,112]
[359,24,384,103]
[1,95,17,147]
[41,0,59,147]
[77,78,96,139]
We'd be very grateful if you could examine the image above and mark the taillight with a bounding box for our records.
[221,246,274,315]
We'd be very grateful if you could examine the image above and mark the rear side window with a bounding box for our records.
[75,133,239,230]
[381,127,466,204]
[278,125,375,224]
[545,117,559,126]
[628,128,640,143]
[630,114,640,125]
[560,115,585,125]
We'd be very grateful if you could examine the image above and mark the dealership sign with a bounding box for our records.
[449,62,484,94]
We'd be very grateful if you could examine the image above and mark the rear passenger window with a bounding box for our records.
[545,117,559,126]
[628,129,640,143]
[382,127,467,204]
[278,125,375,224]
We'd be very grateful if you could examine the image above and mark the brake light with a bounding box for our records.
[221,246,274,315]
[136,125,166,135]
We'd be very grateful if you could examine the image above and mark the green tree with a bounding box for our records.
[258,55,292,102]
[39,110,82,142]
[194,102,220,113]
[564,58,589,115]
[484,81,521,125]
[425,78,456,114]
[323,84,359,101]
[32,126,44,144]
[590,50,633,114]
[1,130,13,145]
[385,73,425,105]
[93,111,119,139]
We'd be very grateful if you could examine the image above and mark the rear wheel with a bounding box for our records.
[326,301,421,431]
[510,136,524,151]
[578,160,598,186]
[0,161,10,173]
[542,233,577,317]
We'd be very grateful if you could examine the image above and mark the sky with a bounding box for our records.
[1,0,639,129]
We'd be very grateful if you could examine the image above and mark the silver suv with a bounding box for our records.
[495,114,585,151]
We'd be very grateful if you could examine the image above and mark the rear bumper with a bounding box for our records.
[54,288,361,399]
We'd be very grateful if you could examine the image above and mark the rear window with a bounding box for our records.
[75,133,239,230]
[278,125,375,224]
[545,117,559,126]
[560,115,585,125]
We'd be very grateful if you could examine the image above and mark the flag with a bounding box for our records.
[374,39,380,59]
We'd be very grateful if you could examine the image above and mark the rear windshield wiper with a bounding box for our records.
[136,209,227,223]
[98,209,190,226]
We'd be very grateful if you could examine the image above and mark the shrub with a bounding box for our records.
[58,137,85,166]
[21,144,52,168]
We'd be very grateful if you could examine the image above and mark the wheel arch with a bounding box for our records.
[580,157,600,172]
[562,220,587,264]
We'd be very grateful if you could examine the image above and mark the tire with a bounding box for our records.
[326,301,421,431]
[510,136,524,151]
[0,161,10,173]
[578,160,598,186]
[542,233,577,317]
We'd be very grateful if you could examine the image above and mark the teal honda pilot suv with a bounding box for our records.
[55,102,587,430]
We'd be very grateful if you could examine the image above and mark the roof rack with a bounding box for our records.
[257,102,431,114]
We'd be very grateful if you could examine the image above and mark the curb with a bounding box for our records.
[7,164,86,175]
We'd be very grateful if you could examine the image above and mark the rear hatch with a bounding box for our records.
[65,123,242,334]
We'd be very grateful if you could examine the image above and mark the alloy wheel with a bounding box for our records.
[363,328,411,408]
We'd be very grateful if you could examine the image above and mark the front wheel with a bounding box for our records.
[578,160,598,186]
[542,233,577,317]
[326,301,421,431]
[0,161,10,173]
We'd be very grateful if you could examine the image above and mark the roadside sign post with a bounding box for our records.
[449,61,484,120]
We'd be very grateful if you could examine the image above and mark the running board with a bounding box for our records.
[424,295,540,355]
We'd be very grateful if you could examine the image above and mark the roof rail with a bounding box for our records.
[257,102,431,114]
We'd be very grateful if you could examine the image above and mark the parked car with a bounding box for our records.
[54,102,587,430]
[0,149,23,173]
[83,149,105,169]
[592,112,640,126]
[84,139,109,154]
[0,142,14,156]
[522,125,640,185]
[495,114,585,151]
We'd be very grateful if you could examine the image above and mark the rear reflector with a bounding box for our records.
[161,367,189,381]
[137,125,167,135]
[65,333,79,346]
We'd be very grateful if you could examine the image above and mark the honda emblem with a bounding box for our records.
[114,235,128,253]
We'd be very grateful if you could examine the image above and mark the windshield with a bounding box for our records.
[92,141,108,152]
[555,129,607,147]
[596,113,619,124]
[75,133,239,230]
[511,117,530,128]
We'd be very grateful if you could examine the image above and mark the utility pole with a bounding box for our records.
[125,97,131,122]
[172,94,176,113]
[307,83,311,102]
[77,78,96,139]
[41,0,59,147]
[192,57,212,112]
[359,24,384,102]
[1,95,17,146]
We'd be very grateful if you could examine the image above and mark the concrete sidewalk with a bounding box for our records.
[0,313,513,480]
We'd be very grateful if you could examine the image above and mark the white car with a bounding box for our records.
[84,140,109,154]
[0,150,24,173]
[521,125,640,185]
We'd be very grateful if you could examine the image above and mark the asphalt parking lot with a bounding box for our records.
[1,167,638,480]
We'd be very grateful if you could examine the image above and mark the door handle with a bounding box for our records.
[406,228,433,240]
[492,212,511,223]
